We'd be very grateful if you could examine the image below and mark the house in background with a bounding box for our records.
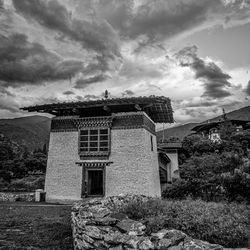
[191,119,250,142]
[22,96,174,203]
[157,142,182,191]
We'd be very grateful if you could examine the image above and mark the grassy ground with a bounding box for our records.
[0,202,73,249]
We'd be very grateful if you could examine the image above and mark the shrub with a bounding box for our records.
[7,176,45,191]
[118,198,250,248]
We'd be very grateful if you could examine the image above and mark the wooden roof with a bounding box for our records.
[21,96,174,123]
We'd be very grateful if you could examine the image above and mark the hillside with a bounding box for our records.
[157,105,250,141]
[157,123,198,141]
[209,105,250,122]
[0,116,51,151]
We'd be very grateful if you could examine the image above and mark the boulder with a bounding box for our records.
[138,238,155,250]
[116,219,146,236]
[183,238,223,250]
[84,226,104,239]
[156,238,172,249]
[162,229,187,246]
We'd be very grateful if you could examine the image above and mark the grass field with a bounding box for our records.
[0,203,73,249]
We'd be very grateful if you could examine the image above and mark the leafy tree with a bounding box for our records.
[164,124,250,203]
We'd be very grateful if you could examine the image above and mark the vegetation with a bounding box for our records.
[0,204,72,249]
[164,122,250,203]
[0,135,47,191]
[119,198,250,248]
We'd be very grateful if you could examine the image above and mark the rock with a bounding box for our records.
[124,236,140,249]
[89,206,111,218]
[162,229,187,246]
[92,240,109,249]
[156,238,172,249]
[168,245,183,250]
[138,238,155,250]
[183,238,223,250]
[109,245,124,250]
[110,212,129,220]
[81,234,94,245]
[152,229,170,239]
[79,210,94,219]
[84,226,104,239]
[91,217,118,226]
[104,231,125,245]
[116,219,146,236]
[75,238,92,249]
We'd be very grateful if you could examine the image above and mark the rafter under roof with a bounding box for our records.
[21,96,174,123]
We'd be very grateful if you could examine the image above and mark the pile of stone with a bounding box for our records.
[0,192,35,202]
[71,194,223,250]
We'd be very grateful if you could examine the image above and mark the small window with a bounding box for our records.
[79,128,110,154]
[150,135,153,151]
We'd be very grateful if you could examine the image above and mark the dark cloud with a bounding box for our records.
[121,90,135,97]
[0,94,19,113]
[13,0,121,75]
[0,33,83,87]
[63,90,75,96]
[119,59,162,79]
[245,80,250,96]
[74,75,107,89]
[97,0,220,45]
[0,86,15,97]
[176,45,232,98]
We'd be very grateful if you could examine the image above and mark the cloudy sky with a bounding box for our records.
[0,0,250,124]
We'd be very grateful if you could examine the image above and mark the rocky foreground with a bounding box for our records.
[71,195,224,250]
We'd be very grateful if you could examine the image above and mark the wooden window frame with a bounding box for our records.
[79,127,110,156]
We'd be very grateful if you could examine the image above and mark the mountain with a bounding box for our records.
[0,116,51,151]
[157,105,250,141]
[157,123,198,141]
[208,106,250,122]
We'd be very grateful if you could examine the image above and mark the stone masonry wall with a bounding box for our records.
[71,195,224,250]
[0,192,34,202]
[45,131,82,203]
[107,128,161,197]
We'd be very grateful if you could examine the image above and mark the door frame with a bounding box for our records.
[82,167,105,197]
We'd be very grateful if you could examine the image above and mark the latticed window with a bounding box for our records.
[79,128,109,154]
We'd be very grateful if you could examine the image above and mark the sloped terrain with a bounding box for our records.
[157,106,250,141]
[0,116,51,151]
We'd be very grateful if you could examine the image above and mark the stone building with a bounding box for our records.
[22,96,174,203]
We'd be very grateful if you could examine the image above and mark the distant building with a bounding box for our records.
[191,119,250,142]
[157,142,182,191]
[22,96,174,203]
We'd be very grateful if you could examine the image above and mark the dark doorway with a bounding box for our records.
[87,170,104,196]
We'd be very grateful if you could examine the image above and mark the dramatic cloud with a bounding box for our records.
[0,93,19,113]
[12,0,121,79]
[63,90,75,96]
[121,90,135,97]
[74,75,107,89]
[119,59,163,80]
[0,0,249,121]
[97,0,220,42]
[0,33,83,87]
[245,80,250,96]
[175,45,232,98]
